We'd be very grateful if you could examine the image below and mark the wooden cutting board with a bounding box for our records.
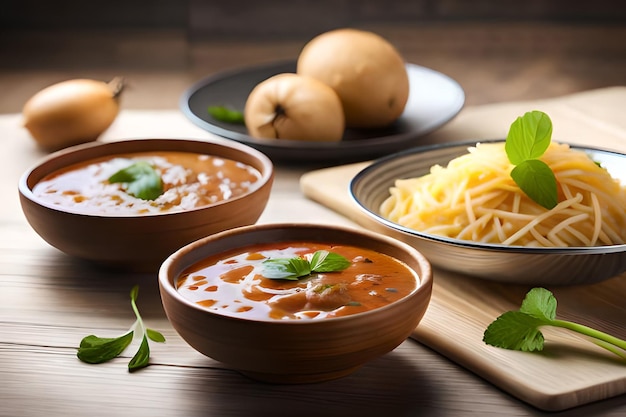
[300,162,626,412]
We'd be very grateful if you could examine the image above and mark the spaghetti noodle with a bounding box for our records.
[380,142,626,247]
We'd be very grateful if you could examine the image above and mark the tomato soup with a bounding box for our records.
[32,151,261,215]
[176,242,419,320]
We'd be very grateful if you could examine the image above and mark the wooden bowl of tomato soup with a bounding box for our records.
[18,138,274,271]
[159,223,433,383]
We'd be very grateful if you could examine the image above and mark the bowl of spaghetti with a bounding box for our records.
[350,139,626,285]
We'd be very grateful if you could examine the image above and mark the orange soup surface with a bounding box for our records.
[32,151,261,215]
[176,242,419,320]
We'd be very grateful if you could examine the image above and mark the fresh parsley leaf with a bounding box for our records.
[208,106,245,124]
[505,110,558,209]
[262,250,351,280]
[108,161,164,201]
[519,287,557,320]
[76,285,166,372]
[510,159,558,210]
[483,311,546,351]
[483,288,626,360]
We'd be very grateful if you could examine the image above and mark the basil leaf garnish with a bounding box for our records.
[262,257,312,280]
[505,111,558,209]
[505,111,553,164]
[262,250,351,280]
[309,250,352,272]
[510,159,558,210]
[108,161,163,201]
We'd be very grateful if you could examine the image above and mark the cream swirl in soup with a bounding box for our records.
[32,151,261,215]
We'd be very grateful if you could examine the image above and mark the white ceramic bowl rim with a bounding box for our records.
[18,137,274,218]
[350,139,626,255]
[159,222,432,325]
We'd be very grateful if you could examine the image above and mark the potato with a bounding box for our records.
[297,28,409,128]
[244,73,345,142]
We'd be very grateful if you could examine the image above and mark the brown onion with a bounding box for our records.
[23,77,124,151]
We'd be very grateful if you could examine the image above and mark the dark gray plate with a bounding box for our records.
[180,60,465,164]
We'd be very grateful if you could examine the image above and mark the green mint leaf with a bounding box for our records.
[108,161,164,201]
[208,105,245,124]
[146,328,166,343]
[519,287,557,321]
[310,250,351,273]
[262,257,311,280]
[77,331,134,364]
[510,159,558,209]
[483,311,546,351]
[505,110,553,164]
[128,335,151,372]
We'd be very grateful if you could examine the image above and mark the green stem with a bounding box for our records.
[130,291,146,335]
[594,340,626,360]
[552,319,626,353]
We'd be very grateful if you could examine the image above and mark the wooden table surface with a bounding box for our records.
[2,88,626,417]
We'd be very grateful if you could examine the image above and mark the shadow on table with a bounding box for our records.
[182,349,442,417]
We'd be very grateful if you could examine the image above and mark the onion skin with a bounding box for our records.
[22,78,123,151]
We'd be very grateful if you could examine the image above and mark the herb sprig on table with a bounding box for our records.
[108,161,164,201]
[77,285,166,372]
[262,250,351,280]
[483,287,626,360]
[505,110,558,209]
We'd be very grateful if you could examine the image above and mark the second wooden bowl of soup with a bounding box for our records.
[18,138,274,271]
[159,223,432,383]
